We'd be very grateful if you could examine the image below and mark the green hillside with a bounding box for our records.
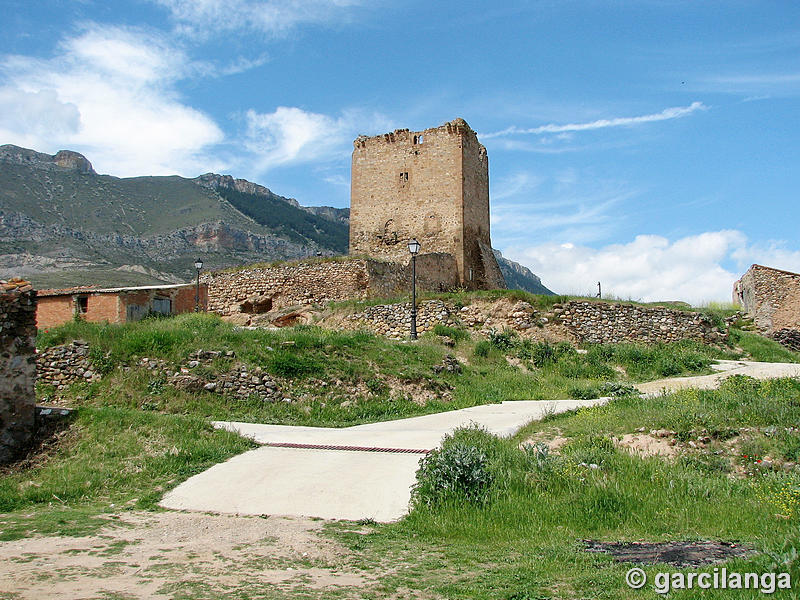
[216,186,348,253]
[0,163,264,235]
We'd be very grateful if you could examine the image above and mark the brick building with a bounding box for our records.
[349,118,505,290]
[36,283,207,329]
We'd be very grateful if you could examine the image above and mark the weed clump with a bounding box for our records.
[432,324,470,344]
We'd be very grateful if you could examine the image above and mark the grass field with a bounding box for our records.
[327,378,800,598]
[3,308,800,597]
[34,311,772,427]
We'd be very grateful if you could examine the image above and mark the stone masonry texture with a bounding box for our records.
[0,280,37,464]
[339,297,725,345]
[552,301,727,345]
[349,118,505,290]
[734,264,800,338]
[202,257,459,317]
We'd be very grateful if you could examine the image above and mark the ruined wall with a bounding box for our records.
[36,344,287,404]
[0,281,37,464]
[349,118,504,290]
[204,260,371,315]
[203,256,459,317]
[337,297,724,345]
[553,301,726,345]
[37,340,102,390]
[734,264,800,335]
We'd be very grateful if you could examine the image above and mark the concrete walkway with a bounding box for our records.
[636,359,800,395]
[160,399,604,522]
[161,359,800,522]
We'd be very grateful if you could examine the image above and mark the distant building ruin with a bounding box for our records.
[733,264,800,341]
[36,283,207,329]
[349,118,505,290]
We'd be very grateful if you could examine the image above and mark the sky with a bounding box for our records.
[1,0,799,303]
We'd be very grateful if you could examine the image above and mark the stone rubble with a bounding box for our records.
[37,343,288,404]
[773,328,800,352]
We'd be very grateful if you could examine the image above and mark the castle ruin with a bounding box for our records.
[349,118,505,290]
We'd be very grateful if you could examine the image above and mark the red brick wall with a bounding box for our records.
[36,296,76,329]
[83,294,121,324]
[174,285,207,313]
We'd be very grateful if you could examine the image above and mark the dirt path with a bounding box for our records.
[0,511,375,599]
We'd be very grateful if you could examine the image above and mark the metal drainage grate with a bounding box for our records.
[264,442,430,454]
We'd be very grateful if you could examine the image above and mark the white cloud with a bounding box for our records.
[502,230,800,304]
[0,26,224,176]
[482,102,708,139]
[0,88,80,148]
[153,0,363,38]
[243,106,391,171]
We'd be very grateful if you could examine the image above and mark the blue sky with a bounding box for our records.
[1,0,799,302]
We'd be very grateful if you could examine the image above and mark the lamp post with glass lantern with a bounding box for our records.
[194,258,203,312]
[407,238,420,339]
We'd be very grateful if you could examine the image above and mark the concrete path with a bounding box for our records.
[636,359,800,395]
[160,399,604,522]
[161,359,800,522]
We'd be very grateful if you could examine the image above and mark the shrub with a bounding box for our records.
[412,442,493,507]
[473,340,491,358]
[598,381,638,397]
[568,385,599,400]
[488,329,517,352]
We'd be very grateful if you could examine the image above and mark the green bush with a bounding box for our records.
[567,385,599,400]
[412,442,493,507]
[488,329,517,352]
[473,340,491,358]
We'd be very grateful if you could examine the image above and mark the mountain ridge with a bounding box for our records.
[0,144,553,294]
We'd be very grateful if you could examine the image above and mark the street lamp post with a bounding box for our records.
[194,258,203,312]
[407,238,420,340]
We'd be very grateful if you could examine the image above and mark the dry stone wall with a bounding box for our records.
[37,340,102,389]
[203,260,371,315]
[37,344,288,404]
[344,300,458,339]
[338,298,725,345]
[552,301,726,345]
[0,280,37,464]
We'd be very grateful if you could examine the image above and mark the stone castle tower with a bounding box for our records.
[349,118,505,290]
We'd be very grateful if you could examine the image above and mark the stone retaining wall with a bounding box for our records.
[552,301,726,345]
[36,343,287,404]
[37,340,102,390]
[344,300,458,339]
[0,280,37,464]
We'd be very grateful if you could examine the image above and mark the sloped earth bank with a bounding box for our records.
[0,511,375,599]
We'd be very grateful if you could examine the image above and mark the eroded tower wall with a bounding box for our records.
[349,118,504,290]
